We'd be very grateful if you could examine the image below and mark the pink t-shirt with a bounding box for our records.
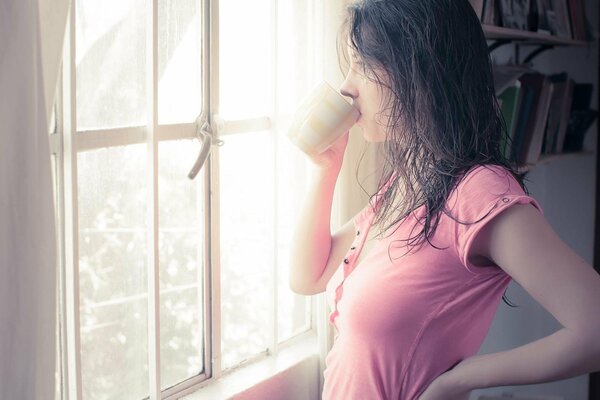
[322,164,543,400]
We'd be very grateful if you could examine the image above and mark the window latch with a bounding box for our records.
[188,113,225,180]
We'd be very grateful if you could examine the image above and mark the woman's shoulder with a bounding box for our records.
[453,163,520,194]
[447,163,539,218]
[460,163,513,181]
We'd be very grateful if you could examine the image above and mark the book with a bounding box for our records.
[556,82,592,151]
[555,79,575,152]
[512,72,550,165]
[550,0,572,38]
[482,0,500,25]
[468,0,485,20]
[567,0,585,40]
[511,84,534,164]
[498,82,522,160]
[492,64,533,95]
[537,0,554,34]
[563,109,597,151]
[570,83,593,110]
[523,76,554,164]
[498,0,530,30]
[545,75,574,154]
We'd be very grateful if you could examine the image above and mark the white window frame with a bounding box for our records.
[50,0,327,399]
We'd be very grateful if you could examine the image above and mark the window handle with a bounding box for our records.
[188,113,224,180]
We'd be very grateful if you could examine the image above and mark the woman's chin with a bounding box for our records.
[361,129,386,143]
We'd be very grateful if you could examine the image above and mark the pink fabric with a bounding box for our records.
[322,164,543,400]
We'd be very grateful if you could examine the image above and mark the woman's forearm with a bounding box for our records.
[288,164,341,295]
[450,328,600,391]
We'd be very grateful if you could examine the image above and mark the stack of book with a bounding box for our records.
[468,0,590,41]
[494,64,596,167]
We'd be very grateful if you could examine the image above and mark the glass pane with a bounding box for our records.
[276,0,314,116]
[220,132,274,370]
[50,103,57,134]
[76,0,146,130]
[52,154,63,400]
[219,0,271,120]
[158,139,205,389]
[51,154,58,215]
[77,144,148,400]
[158,0,202,124]
[276,132,311,343]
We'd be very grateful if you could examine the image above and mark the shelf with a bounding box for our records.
[515,150,595,173]
[483,24,590,47]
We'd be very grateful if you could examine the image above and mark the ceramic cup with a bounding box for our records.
[287,81,360,157]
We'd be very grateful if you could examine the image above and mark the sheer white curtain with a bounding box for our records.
[0,0,69,398]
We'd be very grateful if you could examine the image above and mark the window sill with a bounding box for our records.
[178,332,320,400]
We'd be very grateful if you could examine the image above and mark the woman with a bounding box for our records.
[288,0,600,399]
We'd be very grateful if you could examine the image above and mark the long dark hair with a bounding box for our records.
[339,0,533,307]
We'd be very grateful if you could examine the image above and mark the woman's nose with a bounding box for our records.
[339,75,358,100]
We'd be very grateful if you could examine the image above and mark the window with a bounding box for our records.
[51,0,322,399]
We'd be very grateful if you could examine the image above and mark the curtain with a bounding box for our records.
[0,0,69,398]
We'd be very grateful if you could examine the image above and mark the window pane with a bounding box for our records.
[158,139,205,389]
[276,0,314,115]
[219,0,271,120]
[158,0,202,125]
[51,154,58,215]
[276,133,311,342]
[76,0,146,130]
[77,144,148,399]
[220,132,274,370]
[52,153,64,400]
[50,103,57,134]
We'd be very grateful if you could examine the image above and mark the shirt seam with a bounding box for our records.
[397,273,480,395]
[454,194,543,276]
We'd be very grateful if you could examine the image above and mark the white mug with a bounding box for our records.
[287,81,360,157]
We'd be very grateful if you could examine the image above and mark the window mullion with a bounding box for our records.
[207,0,221,380]
[270,0,278,354]
[146,0,161,397]
[55,61,69,400]
[62,6,83,400]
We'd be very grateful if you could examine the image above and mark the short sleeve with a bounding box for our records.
[449,165,544,275]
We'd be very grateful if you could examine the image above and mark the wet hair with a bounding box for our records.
[338,0,534,307]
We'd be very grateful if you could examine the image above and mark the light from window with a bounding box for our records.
[158,0,202,125]
[158,139,205,390]
[76,0,147,130]
[219,0,271,120]
[77,144,149,399]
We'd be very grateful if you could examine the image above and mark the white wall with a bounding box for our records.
[472,1,598,399]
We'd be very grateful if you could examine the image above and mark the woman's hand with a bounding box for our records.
[417,366,472,400]
[307,131,350,170]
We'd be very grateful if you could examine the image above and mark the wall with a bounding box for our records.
[472,1,598,399]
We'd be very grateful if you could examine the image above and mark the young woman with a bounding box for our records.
[289,0,600,399]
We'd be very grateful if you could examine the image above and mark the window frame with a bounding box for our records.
[52,0,319,399]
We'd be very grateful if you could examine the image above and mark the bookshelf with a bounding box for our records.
[483,24,590,47]
[482,24,595,175]
[515,150,594,173]
[476,2,600,397]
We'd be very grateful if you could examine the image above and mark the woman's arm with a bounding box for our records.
[450,203,600,390]
[288,164,341,295]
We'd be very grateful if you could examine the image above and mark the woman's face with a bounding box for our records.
[339,46,390,142]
